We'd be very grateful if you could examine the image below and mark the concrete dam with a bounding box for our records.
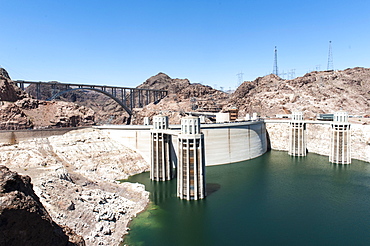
[97,117,268,200]
[96,119,268,167]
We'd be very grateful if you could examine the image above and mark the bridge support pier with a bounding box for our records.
[288,112,306,156]
[177,116,206,200]
[330,112,351,164]
[150,115,173,181]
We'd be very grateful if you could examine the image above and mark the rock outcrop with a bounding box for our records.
[0,128,150,245]
[17,99,95,129]
[0,165,85,246]
[0,68,95,130]
[0,98,95,130]
[132,73,229,124]
[0,68,28,102]
[229,67,370,118]
[137,72,189,94]
[25,84,130,125]
[134,68,370,124]
[137,72,227,100]
[0,102,34,130]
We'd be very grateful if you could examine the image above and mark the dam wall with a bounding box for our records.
[201,121,267,166]
[265,122,370,163]
[97,121,268,166]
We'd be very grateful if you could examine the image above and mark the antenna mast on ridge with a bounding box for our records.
[273,46,278,76]
[327,41,334,71]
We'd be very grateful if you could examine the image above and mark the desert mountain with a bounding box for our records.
[132,72,229,124]
[229,67,370,118]
[137,72,228,100]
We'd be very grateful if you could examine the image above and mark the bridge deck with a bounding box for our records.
[15,80,168,115]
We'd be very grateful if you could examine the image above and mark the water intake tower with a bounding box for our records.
[330,112,351,164]
[150,115,174,181]
[288,111,307,156]
[177,116,206,200]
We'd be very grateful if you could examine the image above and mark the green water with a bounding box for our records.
[123,151,370,246]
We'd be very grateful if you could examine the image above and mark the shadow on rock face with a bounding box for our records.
[0,165,85,246]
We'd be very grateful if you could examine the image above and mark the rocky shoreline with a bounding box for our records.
[0,128,150,245]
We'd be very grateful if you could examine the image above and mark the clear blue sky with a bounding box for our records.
[1,0,370,89]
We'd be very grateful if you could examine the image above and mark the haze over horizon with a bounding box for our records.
[1,0,370,90]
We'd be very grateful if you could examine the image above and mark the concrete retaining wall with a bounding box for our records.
[265,122,370,163]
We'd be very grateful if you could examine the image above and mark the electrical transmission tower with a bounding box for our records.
[273,46,278,76]
[236,72,244,86]
[288,69,296,79]
[327,41,334,71]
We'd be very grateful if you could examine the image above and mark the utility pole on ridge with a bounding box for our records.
[327,41,334,71]
[273,46,278,76]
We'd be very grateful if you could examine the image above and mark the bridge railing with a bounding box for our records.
[15,80,168,114]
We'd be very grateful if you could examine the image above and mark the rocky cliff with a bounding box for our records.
[134,68,370,124]
[0,165,85,246]
[137,72,227,100]
[25,83,130,125]
[229,67,370,118]
[0,68,28,102]
[0,69,95,130]
[132,72,229,124]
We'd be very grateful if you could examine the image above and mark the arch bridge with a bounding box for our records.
[15,80,168,115]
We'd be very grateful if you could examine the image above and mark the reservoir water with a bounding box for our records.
[123,151,370,246]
